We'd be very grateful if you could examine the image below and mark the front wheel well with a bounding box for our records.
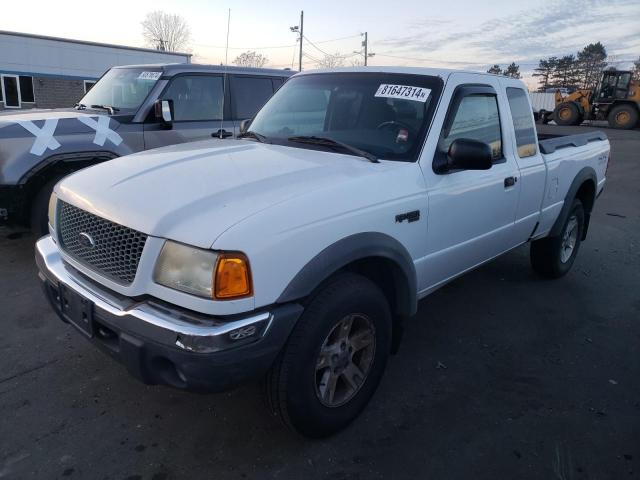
[20,152,117,221]
[342,256,415,354]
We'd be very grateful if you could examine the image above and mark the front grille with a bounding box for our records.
[57,201,147,285]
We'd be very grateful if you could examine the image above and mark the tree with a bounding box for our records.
[316,53,345,69]
[504,62,521,79]
[233,51,268,68]
[533,57,557,91]
[487,64,502,75]
[632,56,640,82]
[576,42,607,89]
[142,11,191,52]
[551,55,580,89]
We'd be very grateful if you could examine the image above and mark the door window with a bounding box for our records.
[232,76,274,120]
[438,94,502,161]
[162,75,224,121]
[272,77,284,91]
[1,75,20,108]
[506,88,537,158]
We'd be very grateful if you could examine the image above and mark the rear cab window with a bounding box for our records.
[506,87,537,158]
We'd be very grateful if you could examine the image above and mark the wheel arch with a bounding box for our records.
[17,151,117,223]
[277,232,418,318]
[549,167,597,240]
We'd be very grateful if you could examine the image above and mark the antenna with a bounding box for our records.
[219,8,231,139]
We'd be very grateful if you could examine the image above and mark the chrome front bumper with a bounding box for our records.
[35,235,272,353]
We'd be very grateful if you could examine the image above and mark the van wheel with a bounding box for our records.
[530,198,585,278]
[607,104,638,130]
[266,272,392,438]
[554,102,581,126]
[30,176,64,237]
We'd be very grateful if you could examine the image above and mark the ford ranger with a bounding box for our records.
[36,67,609,437]
[0,64,293,234]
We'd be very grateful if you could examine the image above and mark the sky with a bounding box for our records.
[1,0,639,89]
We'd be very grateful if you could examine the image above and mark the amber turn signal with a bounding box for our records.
[214,253,253,300]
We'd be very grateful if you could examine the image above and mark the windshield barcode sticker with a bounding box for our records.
[375,84,431,102]
[138,71,162,81]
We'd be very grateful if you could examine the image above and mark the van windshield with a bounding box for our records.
[249,72,442,161]
[78,68,162,114]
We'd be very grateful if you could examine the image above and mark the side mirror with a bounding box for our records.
[239,118,252,134]
[154,99,174,129]
[446,138,493,171]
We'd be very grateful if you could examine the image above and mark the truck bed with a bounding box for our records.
[538,131,608,154]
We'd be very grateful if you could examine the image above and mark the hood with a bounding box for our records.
[57,140,387,248]
[0,108,124,139]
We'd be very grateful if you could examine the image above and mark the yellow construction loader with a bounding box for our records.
[553,70,640,129]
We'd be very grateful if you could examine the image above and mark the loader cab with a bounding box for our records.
[595,71,632,103]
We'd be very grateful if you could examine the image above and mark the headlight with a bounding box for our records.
[153,241,253,300]
[48,192,57,228]
[153,241,219,298]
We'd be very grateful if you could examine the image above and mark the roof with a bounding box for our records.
[295,66,529,88]
[296,66,477,78]
[0,30,192,58]
[115,63,296,76]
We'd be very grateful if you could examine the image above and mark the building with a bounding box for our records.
[0,30,191,110]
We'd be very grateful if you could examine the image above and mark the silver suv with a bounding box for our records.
[0,64,294,234]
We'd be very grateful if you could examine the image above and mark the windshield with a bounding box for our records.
[78,68,162,113]
[249,72,442,161]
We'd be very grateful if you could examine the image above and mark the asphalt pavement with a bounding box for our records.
[0,124,638,479]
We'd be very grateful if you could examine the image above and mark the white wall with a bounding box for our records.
[0,32,190,79]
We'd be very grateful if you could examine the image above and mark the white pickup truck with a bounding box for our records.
[36,67,609,437]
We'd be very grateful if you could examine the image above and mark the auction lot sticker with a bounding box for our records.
[138,71,162,81]
[375,84,431,102]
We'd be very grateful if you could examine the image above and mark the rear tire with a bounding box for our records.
[554,102,582,126]
[30,176,64,237]
[266,272,392,438]
[607,104,638,130]
[530,198,585,278]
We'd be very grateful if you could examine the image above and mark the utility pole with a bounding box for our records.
[290,11,304,71]
[363,32,368,66]
[298,11,304,71]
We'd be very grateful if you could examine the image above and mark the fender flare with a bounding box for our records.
[549,166,597,238]
[277,232,418,317]
[18,150,118,186]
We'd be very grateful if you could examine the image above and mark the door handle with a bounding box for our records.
[213,129,233,138]
[504,176,517,188]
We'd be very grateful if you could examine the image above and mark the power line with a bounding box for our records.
[191,34,362,51]
[303,35,333,57]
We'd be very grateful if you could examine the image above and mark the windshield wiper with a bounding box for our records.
[287,136,379,163]
[238,130,269,143]
[75,103,86,110]
[90,104,120,115]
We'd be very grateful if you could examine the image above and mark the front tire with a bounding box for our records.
[30,176,64,237]
[554,102,582,126]
[530,198,585,278]
[266,272,392,438]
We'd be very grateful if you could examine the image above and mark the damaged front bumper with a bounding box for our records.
[35,235,302,392]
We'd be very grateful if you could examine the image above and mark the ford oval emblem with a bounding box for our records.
[78,232,95,248]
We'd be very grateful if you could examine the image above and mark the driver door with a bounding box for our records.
[144,74,235,149]
[418,76,521,292]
